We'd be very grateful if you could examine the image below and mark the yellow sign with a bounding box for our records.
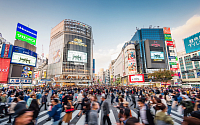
[68,38,87,47]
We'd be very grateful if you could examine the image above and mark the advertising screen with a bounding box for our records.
[128,51,137,74]
[21,66,33,78]
[184,32,200,54]
[163,27,171,34]
[11,46,37,67]
[67,50,87,63]
[0,58,11,82]
[150,51,165,62]
[129,74,144,83]
[16,23,37,45]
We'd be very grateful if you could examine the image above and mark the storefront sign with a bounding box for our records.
[9,79,32,83]
[68,38,87,47]
[163,27,171,34]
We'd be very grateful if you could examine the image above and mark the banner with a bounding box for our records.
[128,51,137,74]
[0,58,11,82]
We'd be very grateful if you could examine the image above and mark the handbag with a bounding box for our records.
[65,101,74,113]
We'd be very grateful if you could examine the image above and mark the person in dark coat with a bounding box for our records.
[14,95,27,115]
[101,95,111,125]
[29,99,40,124]
[130,93,136,108]
[39,93,48,110]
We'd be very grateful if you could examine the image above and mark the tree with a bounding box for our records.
[148,69,174,83]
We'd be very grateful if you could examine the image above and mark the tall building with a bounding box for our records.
[177,32,200,85]
[47,19,93,86]
[110,27,178,86]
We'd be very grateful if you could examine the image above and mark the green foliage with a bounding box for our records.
[148,69,174,82]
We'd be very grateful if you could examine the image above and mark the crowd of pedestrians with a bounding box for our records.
[0,86,200,125]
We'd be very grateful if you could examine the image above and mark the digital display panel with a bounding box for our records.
[150,51,165,63]
[67,50,87,63]
[11,46,37,67]
[21,66,33,78]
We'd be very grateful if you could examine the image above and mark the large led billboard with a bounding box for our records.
[145,40,167,69]
[67,50,87,63]
[0,58,11,83]
[15,23,37,45]
[11,46,37,67]
[184,32,200,54]
[150,51,164,62]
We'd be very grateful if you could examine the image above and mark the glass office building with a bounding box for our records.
[131,28,168,77]
[48,19,93,86]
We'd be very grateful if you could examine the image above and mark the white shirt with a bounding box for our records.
[140,106,149,124]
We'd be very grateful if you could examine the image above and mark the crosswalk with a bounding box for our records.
[0,108,183,125]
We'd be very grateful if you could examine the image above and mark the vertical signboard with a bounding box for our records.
[128,51,137,74]
[0,58,11,83]
[93,59,95,73]
[0,37,3,55]
[163,27,178,71]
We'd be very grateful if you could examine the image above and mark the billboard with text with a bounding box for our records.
[184,32,200,54]
[0,58,10,83]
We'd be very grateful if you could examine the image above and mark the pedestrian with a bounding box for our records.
[180,95,193,117]
[111,91,115,105]
[48,98,62,125]
[24,93,30,102]
[130,93,136,108]
[62,95,74,125]
[13,109,34,125]
[7,98,18,123]
[164,91,172,115]
[40,92,48,110]
[101,95,111,125]
[137,98,155,125]
[88,102,98,125]
[154,103,174,125]
[36,92,42,105]
[14,95,27,115]
[28,99,40,125]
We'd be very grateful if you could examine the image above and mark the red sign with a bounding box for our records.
[166,41,174,46]
[170,68,178,71]
[0,58,11,83]
[163,27,171,34]
[4,44,10,58]
[129,74,144,83]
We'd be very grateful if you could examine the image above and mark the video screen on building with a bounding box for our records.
[67,50,87,63]
[150,46,165,63]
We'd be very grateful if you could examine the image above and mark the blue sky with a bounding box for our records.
[1,0,200,72]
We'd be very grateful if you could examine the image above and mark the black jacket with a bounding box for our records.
[14,101,27,115]
[138,105,155,125]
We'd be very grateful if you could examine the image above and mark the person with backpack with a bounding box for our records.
[62,95,74,125]
[180,95,194,117]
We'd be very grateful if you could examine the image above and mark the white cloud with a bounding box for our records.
[171,15,200,52]
[94,41,126,73]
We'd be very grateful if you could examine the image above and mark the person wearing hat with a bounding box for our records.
[101,95,111,125]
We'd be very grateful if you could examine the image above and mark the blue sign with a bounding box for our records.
[168,56,176,61]
[11,46,37,67]
[93,59,95,73]
[184,32,200,54]
[16,23,37,39]
[197,72,200,76]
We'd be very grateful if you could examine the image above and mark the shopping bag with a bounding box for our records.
[177,105,183,115]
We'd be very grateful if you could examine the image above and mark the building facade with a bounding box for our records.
[48,19,93,86]
[177,31,200,84]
